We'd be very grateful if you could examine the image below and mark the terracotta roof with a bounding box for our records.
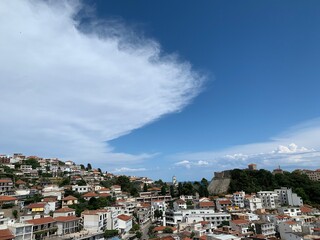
[199,236,207,240]
[199,202,214,207]
[201,221,210,225]
[16,179,26,184]
[231,219,249,225]
[117,214,132,221]
[153,226,177,232]
[0,196,17,202]
[276,214,290,219]
[175,199,186,204]
[150,237,175,240]
[0,179,12,183]
[300,206,312,213]
[43,197,57,202]
[82,209,108,215]
[99,193,111,197]
[99,187,110,191]
[285,221,298,225]
[219,200,232,205]
[139,203,151,208]
[26,202,46,209]
[26,217,56,225]
[62,195,77,201]
[55,207,74,213]
[83,192,98,197]
[0,229,14,240]
[112,185,121,188]
[54,216,80,222]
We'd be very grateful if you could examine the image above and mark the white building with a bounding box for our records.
[72,185,90,193]
[244,196,263,212]
[8,223,33,240]
[165,209,230,228]
[278,207,302,217]
[173,199,187,211]
[278,221,302,240]
[117,214,132,235]
[257,191,279,209]
[233,191,245,208]
[275,187,303,206]
[82,209,109,233]
[254,221,276,237]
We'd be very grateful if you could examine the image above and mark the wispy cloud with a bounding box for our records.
[0,1,204,167]
[113,167,147,173]
[172,118,320,172]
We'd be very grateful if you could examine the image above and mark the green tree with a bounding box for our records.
[25,158,40,169]
[143,183,148,192]
[104,230,119,238]
[12,209,18,219]
[86,163,92,171]
[163,227,173,233]
[161,185,167,195]
[135,231,142,239]
[154,209,163,219]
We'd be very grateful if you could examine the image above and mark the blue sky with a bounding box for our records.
[1,0,320,181]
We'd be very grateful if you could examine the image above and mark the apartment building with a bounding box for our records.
[26,217,57,239]
[244,196,263,212]
[8,223,33,240]
[0,179,14,195]
[257,191,279,209]
[254,221,276,237]
[275,187,303,206]
[233,191,245,208]
[81,209,109,233]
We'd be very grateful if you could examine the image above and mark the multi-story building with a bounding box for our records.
[0,179,14,195]
[81,209,109,233]
[117,214,132,235]
[301,169,320,181]
[8,223,33,240]
[278,207,302,217]
[233,191,245,208]
[54,216,80,236]
[257,191,279,209]
[230,219,251,235]
[254,221,276,237]
[244,196,262,212]
[71,185,90,194]
[275,187,303,206]
[165,209,231,228]
[26,217,57,239]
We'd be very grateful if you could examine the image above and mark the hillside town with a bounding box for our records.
[0,154,319,240]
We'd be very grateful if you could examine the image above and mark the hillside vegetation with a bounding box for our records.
[228,169,320,205]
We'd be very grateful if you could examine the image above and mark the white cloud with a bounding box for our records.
[0,1,204,167]
[174,159,209,169]
[113,167,147,173]
[173,118,320,172]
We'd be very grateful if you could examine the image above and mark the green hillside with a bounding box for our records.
[228,169,320,206]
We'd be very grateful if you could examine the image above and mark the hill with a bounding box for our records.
[228,169,320,205]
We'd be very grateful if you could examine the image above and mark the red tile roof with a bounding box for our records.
[0,229,14,240]
[300,206,312,213]
[16,179,26,184]
[55,207,74,213]
[199,202,214,207]
[26,202,46,209]
[82,192,98,197]
[0,179,12,183]
[42,197,57,202]
[231,219,249,225]
[62,195,77,201]
[153,226,177,232]
[99,193,111,197]
[117,214,132,221]
[0,196,17,202]
[54,216,80,222]
[26,217,56,225]
[219,200,232,204]
[285,221,298,225]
